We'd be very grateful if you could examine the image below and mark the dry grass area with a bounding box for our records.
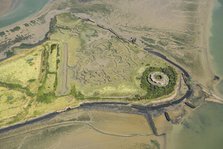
[43,74,56,93]
[153,113,172,135]
[0,86,31,125]
[27,95,78,118]
[0,41,78,127]
[0,47,42,88]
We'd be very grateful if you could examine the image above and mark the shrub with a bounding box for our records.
[37,93,55,103]
[70,86,85,100]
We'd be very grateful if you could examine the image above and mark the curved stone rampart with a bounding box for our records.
[147,72,169,87]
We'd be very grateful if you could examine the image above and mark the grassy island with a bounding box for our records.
[0,13,179,127]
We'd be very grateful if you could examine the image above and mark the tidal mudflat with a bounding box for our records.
[0,110,162,149]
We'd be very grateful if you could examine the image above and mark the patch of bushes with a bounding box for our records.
[7,95,14,103]
[36,93,55,103]
[0,81,34,97]
[70,86,85,100]
[28,79,36,83]
[0,31,5,37]
[24,23,29,27]
[10,26,21,32]
[150,140,160,149]
[140,66,177,99]
[4,50,14,58]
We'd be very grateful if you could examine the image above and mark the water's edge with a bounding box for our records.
[0,0,49,28]
[210,0,223,96]
[167,1,223,148]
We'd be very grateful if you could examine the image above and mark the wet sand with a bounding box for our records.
[0,0,12,16]
[0,0,20,16]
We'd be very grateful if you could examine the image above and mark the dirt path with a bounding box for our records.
[56,43,68,95]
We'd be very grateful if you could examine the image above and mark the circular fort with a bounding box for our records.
[147,72,169,87]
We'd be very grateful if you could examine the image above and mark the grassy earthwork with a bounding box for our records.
[0,13,179,127]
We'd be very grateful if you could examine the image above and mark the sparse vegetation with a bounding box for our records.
[4,50,14,58]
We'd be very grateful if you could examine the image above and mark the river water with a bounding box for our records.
[167,103,223,149]
[0,0,49,28]
[210,0,223,96]
[167,1,223,148]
